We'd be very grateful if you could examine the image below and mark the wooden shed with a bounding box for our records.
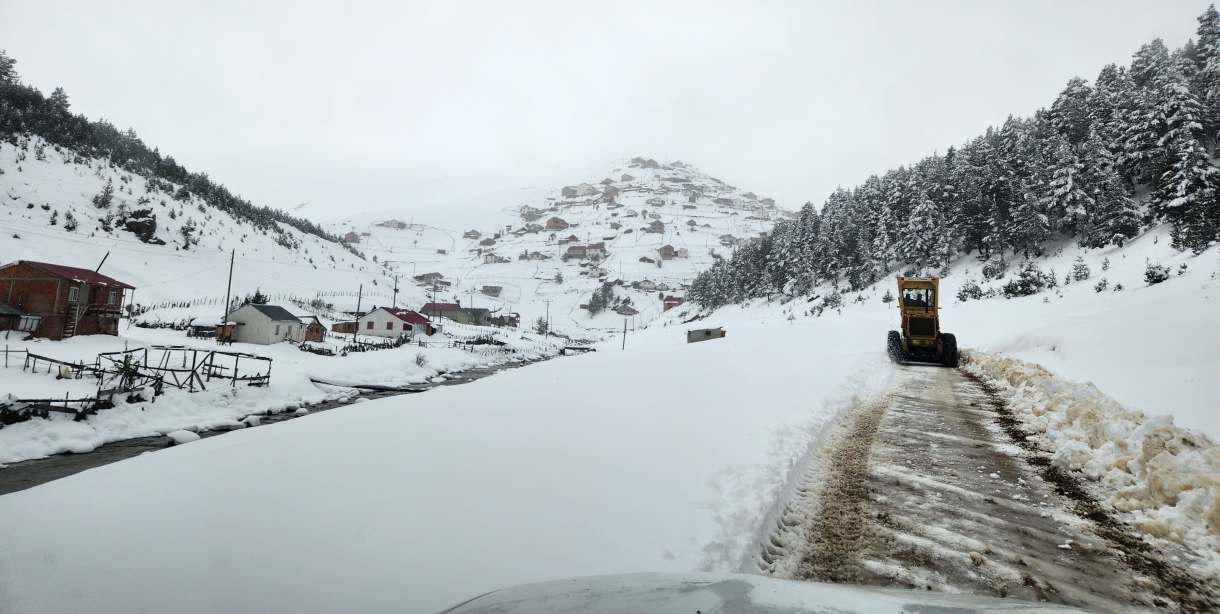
[686,327,726,344]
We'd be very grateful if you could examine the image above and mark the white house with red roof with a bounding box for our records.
[361,307,434,338]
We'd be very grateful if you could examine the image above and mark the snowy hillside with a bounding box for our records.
[329,157,785,334]
[0,134,394,311]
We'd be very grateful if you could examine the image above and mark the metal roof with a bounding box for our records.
[0,303,25,316]
[241,304,301,322]
[3,260,135,289]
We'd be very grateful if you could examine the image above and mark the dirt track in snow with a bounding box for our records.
[792,364,1218,613]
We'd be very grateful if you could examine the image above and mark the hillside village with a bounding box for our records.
[330,156,784,334]
[0,127,784,463]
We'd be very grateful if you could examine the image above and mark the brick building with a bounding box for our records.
[0,260,134,340]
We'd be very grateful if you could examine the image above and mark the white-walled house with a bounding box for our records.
[360,307,433,338]
[225,304,303,345]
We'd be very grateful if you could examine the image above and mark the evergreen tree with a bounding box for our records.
[1078,132,1141,247]
[92,179,115,208]
[898,195,949,273]
[0,50,16,84]
[1192,5,1220,138]
[1050,77,1094,145]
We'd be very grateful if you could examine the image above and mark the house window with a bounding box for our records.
[386,321,393,330]
[67,287,79,303]
[107,289,117,304]
[274,324,280,336]
[403,322,409,330]
[366,321,373,330]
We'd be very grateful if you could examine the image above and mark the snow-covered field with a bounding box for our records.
[0,308,887,614]
[0,320,560,464]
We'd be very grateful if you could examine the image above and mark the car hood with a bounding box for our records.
[440,572,1095,614]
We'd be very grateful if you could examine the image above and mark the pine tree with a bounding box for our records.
[0,50,16,84]
[48,210,58,226]
[1078,132,1141,247]
[1050,77,1094,145]
[92,179,115,209]
[1192,5,1220,138]
[899,195,949,273]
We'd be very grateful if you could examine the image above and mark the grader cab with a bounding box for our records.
[886,276,959,367]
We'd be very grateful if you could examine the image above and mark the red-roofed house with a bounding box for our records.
[363,307,435,338]
[663,295,685,311]
[0,260,134,339]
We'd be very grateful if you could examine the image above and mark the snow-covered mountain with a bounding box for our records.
[0,134,392,312]
[327,157,785,334]
[0,134,782,333]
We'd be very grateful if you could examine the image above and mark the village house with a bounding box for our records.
[224,304,303,345]
[451,307,492,326]
[657,245,677,260]
[482,252,500,264]
[719,234,738,247]
[481,285,502,297]
[294,314,327,342]
[638,256,656,264]
[362,307,432,338]
[558,234,579,244]
[760,197,775,207]
[478,237,497,247]
[713,197,736,206]
[414,272,445,285]
[0,260,134,340]
[664,295,686,311]
[614,304,639,316]
[586,242,606,260]
[646,220,665,234]
[545,216,570,231]
[646,197,666,206]
[463,230,481,240]
[637,279,658,292]
[562,245,587,261]
[421,301,462,320]
[620,173,634,182]
[343,231,361,243]
[331,321,358,334]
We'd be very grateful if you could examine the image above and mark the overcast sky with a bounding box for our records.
[0,1,1211,219]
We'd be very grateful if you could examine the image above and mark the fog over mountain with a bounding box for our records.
[0,1,1207,218]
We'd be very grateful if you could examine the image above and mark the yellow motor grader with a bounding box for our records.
[887,276,958,367]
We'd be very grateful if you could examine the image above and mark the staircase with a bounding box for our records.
[63,304,80,338]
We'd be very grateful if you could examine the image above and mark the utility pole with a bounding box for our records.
[543,299,551,339]
[222,249,234,330]
[391,274,400,308]
[622,317,627,350]
[351,284,363,346]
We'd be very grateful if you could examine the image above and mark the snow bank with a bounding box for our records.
[963,351,1220,575]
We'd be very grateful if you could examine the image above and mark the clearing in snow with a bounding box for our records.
[779,365,1218,613]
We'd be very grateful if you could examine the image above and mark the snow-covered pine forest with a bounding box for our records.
[0,51,357,257]
[690,6,1220,307]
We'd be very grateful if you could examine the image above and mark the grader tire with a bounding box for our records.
[941,333,959,368]
[887,330,905,364]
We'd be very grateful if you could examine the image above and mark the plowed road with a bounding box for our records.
[793,365,1217,614]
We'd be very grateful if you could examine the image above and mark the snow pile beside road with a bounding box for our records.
[964,351,1220,573]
